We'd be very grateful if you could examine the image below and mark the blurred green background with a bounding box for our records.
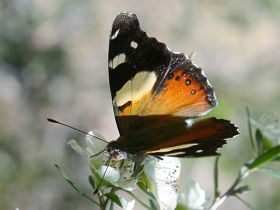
[0,0,279,209]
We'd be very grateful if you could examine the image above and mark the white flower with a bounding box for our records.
[144,157,181,210]
[86,131,138,191]
[67,130,107,162]
[118,161,138,191]
[118,195,135,210]
[124,199,135,210]
[97,165,120,183]
[181,180,206,210]
[68,130,139,192]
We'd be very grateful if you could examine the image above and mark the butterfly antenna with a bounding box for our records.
[90,149,106,158]
[93,156,112,195]
[153,155,163,160]
[47,118,108,143]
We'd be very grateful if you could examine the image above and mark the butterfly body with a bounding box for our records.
[107,12,238,158]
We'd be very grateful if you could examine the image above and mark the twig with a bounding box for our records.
[208,171,249,210]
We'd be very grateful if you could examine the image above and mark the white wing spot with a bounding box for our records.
[111,29,120,40]
[109,53,126,69]
[130,41,138,49]
[196,149,203,153]
[146,143,197,154]
[118,53,126,65]
[167,151,186,156]
[115,71,156,107]
[185,119,193,127]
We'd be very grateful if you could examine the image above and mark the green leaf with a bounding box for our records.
[141,170,154,190]
[262,135,274,151]
[214,156,220,197]
[137,181,156,200]
[109,201,114,210]
[55,164,99,205]
[255,129,264,155]
[67,139,88,157]
[133,161,145,175]
[273,156,280,161]
[88,175,95,189]
[104,192,123,207]
[245,145,280,170]
[149,199,159,210]
[259,167,280,180]
[233,185,251,195]
[55,164,80,192]
[246,107,255,152]
[175,203,189,210]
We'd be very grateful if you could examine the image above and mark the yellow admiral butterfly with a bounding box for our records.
[105,12,238,159]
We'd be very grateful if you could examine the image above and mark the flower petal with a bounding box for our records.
[145,157,181,210]
[86,130,107,155]
[181,180,205,209]
[97,165,120,183]
[124,199,135,210]
[118,178,138,191]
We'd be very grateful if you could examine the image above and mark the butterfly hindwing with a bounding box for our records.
[109,116,238,157]
[146,118,239,157]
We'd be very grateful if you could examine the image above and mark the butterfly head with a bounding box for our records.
[105,143,128,160]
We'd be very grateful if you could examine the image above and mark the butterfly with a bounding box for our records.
[105,12,238,159]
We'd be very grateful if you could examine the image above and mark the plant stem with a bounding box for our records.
[98,192,106,210]
[208,171,249,210]
[246,107,255,153]
[214,156,220,198]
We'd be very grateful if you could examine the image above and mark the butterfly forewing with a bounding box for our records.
[108,13,216,120]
